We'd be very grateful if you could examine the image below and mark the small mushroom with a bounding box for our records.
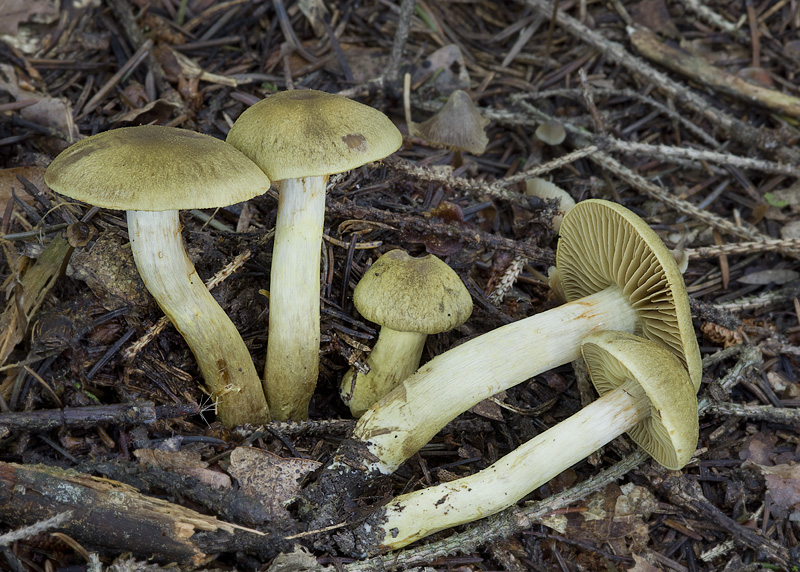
[340,250,472,417]
[356,331,698,552]
[535,119,566,146]
[226,89,402,420]
[45,125,271,427]
[324,199,701,479]
[412,90,489,167]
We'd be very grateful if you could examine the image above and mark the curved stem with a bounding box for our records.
[264,176,326,420]
[347,286,639,474]
[341,328,427,417]
[362,378,649,552]
[127,210,269,427]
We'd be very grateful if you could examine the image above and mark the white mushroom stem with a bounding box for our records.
[347,286,638,474]
[341,328,427,417]
[127,210,270,426]
[264,176,326,420]
[367,378,649,551]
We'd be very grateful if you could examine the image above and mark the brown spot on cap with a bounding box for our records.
[342,133,368,152]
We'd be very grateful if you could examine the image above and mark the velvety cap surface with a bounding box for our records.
[45,125,271,211]
[581,330,698,470]
[226,89,402,180]
[556,199,702,391]
[354,249,473,334]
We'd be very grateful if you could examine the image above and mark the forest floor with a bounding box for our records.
[2,0,800,570]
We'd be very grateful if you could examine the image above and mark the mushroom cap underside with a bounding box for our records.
[354,249,473,334]
[45,125,271,211]
[226,89,402,181]
[581,330,698,470]
[556,199,702,391]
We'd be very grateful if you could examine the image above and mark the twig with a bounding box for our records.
[704,401,800,425]
[79,39,154,117]
[676,0,741,34]
[0,512,73,547]
[122,250,253,361]
[384,0,417,84]
[686,239,800,259]
[523,0,798,162]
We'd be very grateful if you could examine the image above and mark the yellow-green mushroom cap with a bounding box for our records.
[354,250,473,334]
[45,125,271,211]
[581,330,698,470]
[556,199,702,391]
[225,89,402,181]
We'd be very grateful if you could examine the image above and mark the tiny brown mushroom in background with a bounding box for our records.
[411,89,489,168]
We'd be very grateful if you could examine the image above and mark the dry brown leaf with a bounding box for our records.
[630,0,679,38]
[412,44,471,96]
[134,448,232,489]
[739,432,777,465]
[0,64,73,137]
[0,0,58,36]
[228,447,320,521]
[0,166,44,213]
[629,554,661,572]
[757,463,800,516]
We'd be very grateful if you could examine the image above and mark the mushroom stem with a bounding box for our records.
[341,328,427,417]
[361,377,649,552]
[346,285,638,474]
[127,210,270,426]
[264,176,326,420]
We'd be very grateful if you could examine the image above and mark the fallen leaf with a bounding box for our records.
[739,431,777,465]
[228,447,320,521]
[134,448,231,489]
[757,463,800,516]
[630,0,679,38]
[629,554,661,572]
[0,166,44,214]
[0,64,74,138]
[0,0,58,36]
[412,44,471,96]
[738,269,800,285]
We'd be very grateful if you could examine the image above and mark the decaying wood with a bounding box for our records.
[0,462,279,564]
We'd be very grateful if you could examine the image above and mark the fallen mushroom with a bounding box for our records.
[412,89,489,168]
[45,125,271,427]
[317,199,701,485]
[340,250,472,417]
[226,89,402,420]
[353,330,698,553]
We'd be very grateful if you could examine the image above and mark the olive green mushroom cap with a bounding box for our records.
[556,199,702,391]
[354,249,473,334]
[226,89,402,181]
[581,330,698,470]
[45,125,271,211]
[414,90,489,155]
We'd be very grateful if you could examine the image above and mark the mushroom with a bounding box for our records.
[45,125,271,427]
[322,199,701,481]
[412,89,489,167]
[535,119,567,146]
[340,250,472,417]
[355,330,698,553]
[226,89,402,420]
